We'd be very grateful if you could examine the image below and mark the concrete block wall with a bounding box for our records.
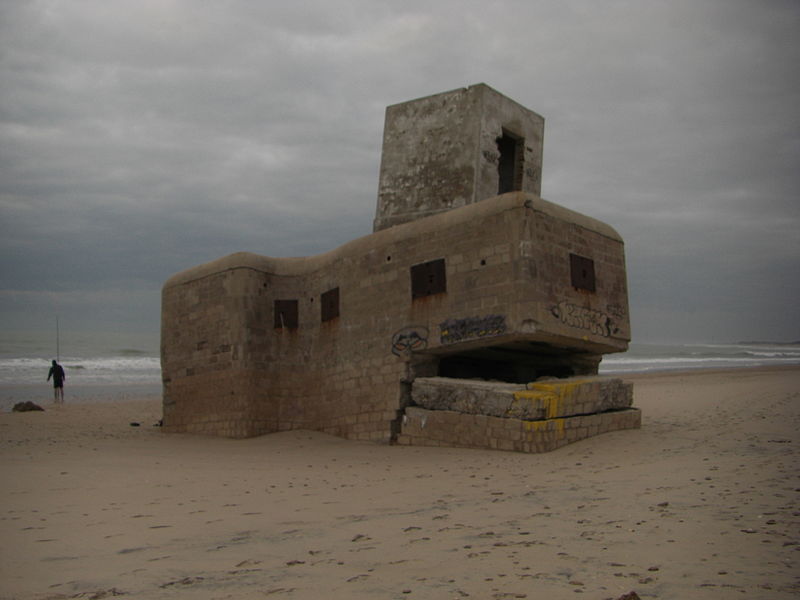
[161,266,277,437]
[374,84,545,231]
[398,405,642,453]
[519,203,630,346]
[161,84,635,450]
[162,251,411,440]
[412,376,633,420]
[162,193,630,440]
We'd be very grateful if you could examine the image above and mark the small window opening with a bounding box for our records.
[497,129,524,194]
[570,254,596,292]
[411,258,447,299]
[274,299,299,329]
[321,287,340,322]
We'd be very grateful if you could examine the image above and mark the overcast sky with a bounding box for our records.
[1,0,798,345]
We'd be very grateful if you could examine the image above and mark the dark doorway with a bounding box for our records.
[497,129,524,194]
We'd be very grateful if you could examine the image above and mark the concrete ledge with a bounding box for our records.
[397,406,641,452]
[412,376,633,420]
[163,193,621,290]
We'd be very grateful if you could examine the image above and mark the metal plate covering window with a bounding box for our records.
[411,258,447,299]
[569,253,596,293]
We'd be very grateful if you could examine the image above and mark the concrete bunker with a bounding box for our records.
[160,84,639,451]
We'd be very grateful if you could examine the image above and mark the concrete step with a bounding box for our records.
[411,376,633,420]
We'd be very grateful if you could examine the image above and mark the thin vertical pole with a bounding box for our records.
[56,315,60,362]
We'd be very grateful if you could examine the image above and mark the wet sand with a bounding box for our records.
[1,366,798,599]
[0,383,163,413]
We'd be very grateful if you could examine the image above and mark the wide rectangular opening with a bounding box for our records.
[438,353,574,383]
[434,343,601,383]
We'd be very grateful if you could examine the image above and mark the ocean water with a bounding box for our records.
[600,341,800,374]
[0,330,162,410]
[0,330,161,385]
[1,330,799,409]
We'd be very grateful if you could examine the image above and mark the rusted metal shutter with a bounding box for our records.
[570,253,596,292]
[411,258,447,299]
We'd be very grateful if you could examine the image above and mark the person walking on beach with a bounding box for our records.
[47,359,66,404]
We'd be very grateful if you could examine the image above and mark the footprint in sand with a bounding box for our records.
[159,576,205,588]
[117,546,149,554]
[235,559,262,567]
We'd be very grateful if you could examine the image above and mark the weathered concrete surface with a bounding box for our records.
[411,377,526,416]
[411,376,633,420]
[374,84,545,231]
[162,193,631,439]
[398,405,642,453]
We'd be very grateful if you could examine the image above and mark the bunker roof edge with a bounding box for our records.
[163,192,622,290]
[385,83,545,123]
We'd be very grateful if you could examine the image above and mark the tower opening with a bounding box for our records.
[497,129,524,194]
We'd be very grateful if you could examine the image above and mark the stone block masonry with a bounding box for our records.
[401,375,639,452]
[374,84,544,231]
[398,405,642,453]
[412,376,633,420]
[161,83,638,451]
[161,193,631,441]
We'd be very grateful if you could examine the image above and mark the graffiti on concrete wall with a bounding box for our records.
[439,314,507,345]
[391,326,429,356]
[550,301,618,337]
[606,303,626,319]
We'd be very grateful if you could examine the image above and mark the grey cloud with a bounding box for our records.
[1,0,798,342]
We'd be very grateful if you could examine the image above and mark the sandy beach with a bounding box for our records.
[1,367,798,600]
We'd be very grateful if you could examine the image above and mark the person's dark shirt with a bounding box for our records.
[48,364,65,386]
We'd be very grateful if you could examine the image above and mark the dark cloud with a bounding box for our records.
[1,0,798,342]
